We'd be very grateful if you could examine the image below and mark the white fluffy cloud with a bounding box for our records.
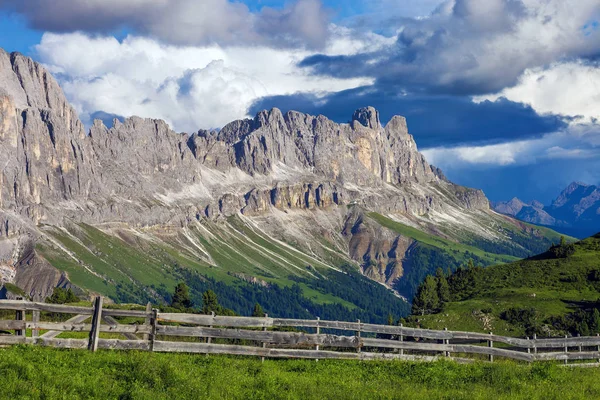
[36,30,384,131]
[423,123,600,168]
[475,61,600,123]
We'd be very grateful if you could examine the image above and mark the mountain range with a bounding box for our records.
[0,49,567,318]
[492,182,600,239]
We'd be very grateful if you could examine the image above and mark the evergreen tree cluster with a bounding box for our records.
[46,287,80,304]
[394,244,488,300]
[411,268,451,315]
[548,307,600,336]
[548,236,576,259]
[171,266,410,324]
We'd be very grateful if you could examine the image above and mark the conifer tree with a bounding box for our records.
[252,303,265,317]
[201,289,221,314]
[412,275,439,315]
[590,309,600,334]
[171,283,193,310]
[436,268,451,303]
[387,314,395,326]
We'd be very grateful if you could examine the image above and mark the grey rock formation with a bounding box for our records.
[0,50,516,299]
[343,208,414,286]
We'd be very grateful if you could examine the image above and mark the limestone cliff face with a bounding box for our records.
[0,50,499,298]
[343,208,415,286]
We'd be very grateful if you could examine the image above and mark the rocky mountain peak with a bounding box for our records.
[552,182,595,209]
[0,50,493,227]
[352,106,381,130]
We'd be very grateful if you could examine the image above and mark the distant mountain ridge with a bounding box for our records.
[493,182,600,238]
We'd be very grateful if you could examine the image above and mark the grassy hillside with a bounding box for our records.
[408,234,600,337]
[36,221,410,324]
[27,207,571,322]
[2,346,600,399]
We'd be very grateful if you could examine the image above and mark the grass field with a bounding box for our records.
[1,346,599,399]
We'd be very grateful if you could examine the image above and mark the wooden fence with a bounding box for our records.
[1,298,600,364]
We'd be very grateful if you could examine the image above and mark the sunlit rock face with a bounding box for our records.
[0,49,498,299]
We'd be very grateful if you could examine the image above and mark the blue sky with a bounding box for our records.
[1,0,600,204]
[0,13,41,54]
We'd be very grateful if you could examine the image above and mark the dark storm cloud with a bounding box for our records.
[0,0,330,49]
[249,87,566,148]
[298,0,600,95]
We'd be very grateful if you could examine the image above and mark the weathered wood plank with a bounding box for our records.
[29,322,91,332]
[25,321,152,335]
[143,302,152,341]
[535,351,600,361]
[157,325,360,348]
[0,320,26,330]
[0,301,150,318]
[533,337,600,348]
[40,314,89,339]
[0,336,27,345]
[273,319,359,330]
[153,341,438,361]
[27,337,88,349]
[451,345,534,362]
[102,309,153,318]
[32,310,40,338]
[88,297,103,352]
[102,315,141,339]
[158,313,273,327]
[362,338,449,351]
[97,339,150,351]
[0,301,94,315]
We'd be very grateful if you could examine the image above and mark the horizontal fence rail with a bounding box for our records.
[1,298,600,365]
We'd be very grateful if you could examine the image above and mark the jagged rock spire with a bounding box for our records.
[352,106,381,129]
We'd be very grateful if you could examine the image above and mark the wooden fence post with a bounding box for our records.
[444,328,450,358]
[399,323,404,356]
[143,302,152,341]
[564,335,568,365]
[207,312,215,345]
[150,308,158,352]
[356,319,361,354]
[32,310,40,338]
[489,332,494,362]
[14,297,25,337]
[261,313,268,363]
[315,317,320,362]
[578,333,582,353]
[597,333,599,363]
[533,333,537,355]
[88,296,103,352]
[526,337,530,354]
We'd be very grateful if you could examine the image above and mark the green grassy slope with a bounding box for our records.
[368,213,520,265]
[367,213,571,298]
[31,207,572,321]
[410,234,600,337]
[2,347,600,400]
[36,219,409,323]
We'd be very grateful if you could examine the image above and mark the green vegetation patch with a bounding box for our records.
[410,235,600,337]
[2,346,600,399]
